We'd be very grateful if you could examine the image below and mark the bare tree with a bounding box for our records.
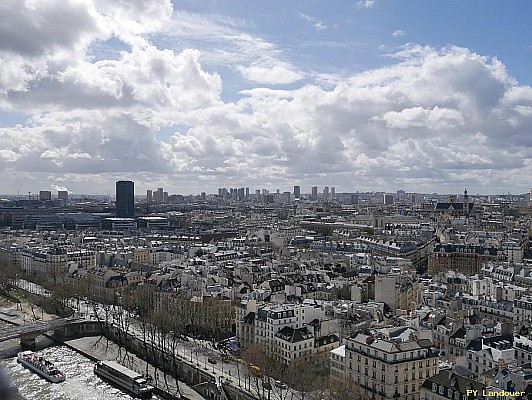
[50,283,77,317]
[240,343,284,399]
[0,260,18,292]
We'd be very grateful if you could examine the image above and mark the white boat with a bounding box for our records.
[17,350,66,383]
[94,360,154,398]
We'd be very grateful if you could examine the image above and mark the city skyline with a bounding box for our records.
[1,1,532,195]
[2,183,530,199]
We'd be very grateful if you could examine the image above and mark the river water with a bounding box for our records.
[0,334,164,400]
[0,341,161,400]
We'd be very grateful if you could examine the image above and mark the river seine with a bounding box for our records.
[0,344,161,400]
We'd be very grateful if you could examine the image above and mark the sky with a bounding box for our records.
[1,0,532,196]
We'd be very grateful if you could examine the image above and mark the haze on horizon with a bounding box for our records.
[1,0,532,196]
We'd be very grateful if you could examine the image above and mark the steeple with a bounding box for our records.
[463,188,469,218]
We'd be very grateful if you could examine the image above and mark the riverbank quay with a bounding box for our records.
[0,300,200,399]
[0,297,259,400]
[64,336,204,400]
[97,325,261,400]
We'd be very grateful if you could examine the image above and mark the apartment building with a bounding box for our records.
[274,326,314,365]
[344,328,439,400]
[330,344,346,384]
[428,244,505,275]
[375,275,419,314]
[21,246,95,278]
[420,370,485,400]
[237,300,336,363]
[514,295,532,332]
[465,334,515,377]
[514,334,532,366]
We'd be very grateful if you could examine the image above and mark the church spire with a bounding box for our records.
[463,188,469,218]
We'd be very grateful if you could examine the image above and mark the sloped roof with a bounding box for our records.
[275,326,313,343]
[242,312,256,325]
[421,370,484,394]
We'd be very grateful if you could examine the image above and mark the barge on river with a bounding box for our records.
[94,360,154,398]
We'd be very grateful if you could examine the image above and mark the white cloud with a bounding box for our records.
[379,106,464,129]
[356,0,375,9]
[393,30,406,38]
[299,13,327,31]
[238,61,303,85]
[161,10,303,86]
[0,0,532,194]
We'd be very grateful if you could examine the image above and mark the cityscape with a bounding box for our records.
[2,1,532,400]
[1,182,532,399]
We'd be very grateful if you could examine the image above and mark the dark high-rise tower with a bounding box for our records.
[116,180,134,218]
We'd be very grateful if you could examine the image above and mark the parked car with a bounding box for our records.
[207,357,217,364]
[275,380,287,389]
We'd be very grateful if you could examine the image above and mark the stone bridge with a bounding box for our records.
[0,317,94,348]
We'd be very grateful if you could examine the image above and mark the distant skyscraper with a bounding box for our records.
[146,189,152,203]
[397,189,406,201]
[57,191,68,202]
[331,187,335,199]
[156,187,163,203]
[311,186,318,200]
[39,190,51,202]
[293,185,301,199]
[323,186,329,200]
[116,181,134,218]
